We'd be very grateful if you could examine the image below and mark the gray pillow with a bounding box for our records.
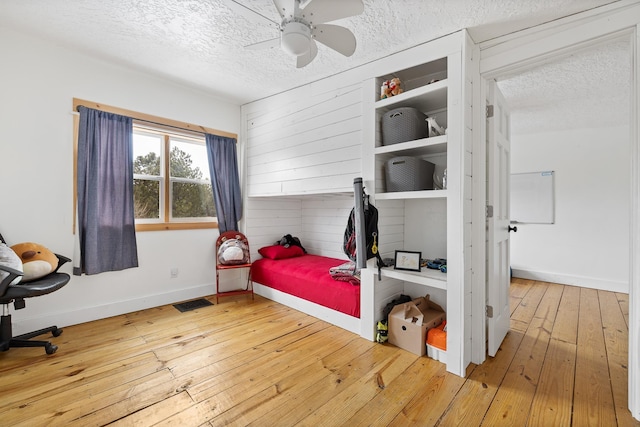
[0,243,23,286]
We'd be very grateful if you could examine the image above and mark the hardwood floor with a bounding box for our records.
[0,279,637,426]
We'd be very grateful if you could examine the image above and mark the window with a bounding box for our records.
[132,125,217,231]
[73,98,237,233]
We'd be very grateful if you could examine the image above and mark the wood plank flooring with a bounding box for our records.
[0,279,637,426]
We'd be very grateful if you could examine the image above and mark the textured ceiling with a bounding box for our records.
[498,38,631,134]
[0,0,630,134]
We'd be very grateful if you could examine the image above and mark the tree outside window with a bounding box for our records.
[133,127,216,230]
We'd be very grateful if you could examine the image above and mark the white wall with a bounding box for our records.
[0,27,240,334]
[510,125,630,292]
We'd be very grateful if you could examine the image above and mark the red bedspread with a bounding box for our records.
[251,254,360,318]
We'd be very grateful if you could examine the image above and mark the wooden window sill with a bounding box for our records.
[135,222,218,232]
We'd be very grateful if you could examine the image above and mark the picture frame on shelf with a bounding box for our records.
[394,250,422,272]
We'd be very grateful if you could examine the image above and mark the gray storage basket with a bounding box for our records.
[381,107,428,145]
[385,156,435,192]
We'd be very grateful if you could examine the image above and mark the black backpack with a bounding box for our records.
[276,234,307,253]
[381,294,412,322]
[343,197,386,279]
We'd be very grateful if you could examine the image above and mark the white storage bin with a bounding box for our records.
[427,344,447,363]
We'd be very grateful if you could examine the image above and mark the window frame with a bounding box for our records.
[73,98,237,232]
[133,125,217,229]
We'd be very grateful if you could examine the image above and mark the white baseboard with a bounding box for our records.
[511,268,628,293]
[253,282,362,338]
[11,283,214,336]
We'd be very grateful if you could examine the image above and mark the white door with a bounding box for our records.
[486,79,512,357]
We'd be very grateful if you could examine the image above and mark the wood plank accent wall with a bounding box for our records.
[246,195,355,261]
[245,83,363,196]
[244,197,303,259]
[243,79,368,261]
[300,195,353,259]
[376,199,406,260]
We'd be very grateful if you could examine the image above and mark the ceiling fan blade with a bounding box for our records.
[221,0,278,27]
[272,0,297,19]
[296,39,318,68]
[312,24,357,57]
[301,0,364,25]
[245,37,280,50]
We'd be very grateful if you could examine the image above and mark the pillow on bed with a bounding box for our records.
[259,245,304,260]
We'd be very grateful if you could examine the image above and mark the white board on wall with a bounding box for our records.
[510,171,554,224]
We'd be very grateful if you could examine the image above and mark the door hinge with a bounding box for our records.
[486,104,494,118]
[486,305,494,318]
[486,205,494,218]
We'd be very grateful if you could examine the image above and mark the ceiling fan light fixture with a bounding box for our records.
[281,21,311,57]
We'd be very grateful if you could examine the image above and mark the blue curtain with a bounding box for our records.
[205,134,242,233]
[75,106,138,275]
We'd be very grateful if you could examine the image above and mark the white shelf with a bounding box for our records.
[378,58,447,90]
[375,189,448,200]
[380,267,447,289]
[375,79,448,113]
[375,135,447,157]
[365,48,467,375]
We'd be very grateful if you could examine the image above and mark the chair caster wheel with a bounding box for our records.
[52,328,63,337]
[45,343,58,355]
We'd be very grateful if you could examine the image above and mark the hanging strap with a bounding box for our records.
[376,252,386,281]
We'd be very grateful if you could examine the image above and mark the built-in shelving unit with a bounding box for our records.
[371,57,451,287]
[360,32,471,377]
[372,60,449,202]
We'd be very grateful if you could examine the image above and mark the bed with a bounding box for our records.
[250,246,362,334]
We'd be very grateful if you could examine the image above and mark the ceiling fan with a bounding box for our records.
[224,0,365,68]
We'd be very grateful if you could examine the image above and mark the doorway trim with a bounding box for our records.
[472,1,640,418]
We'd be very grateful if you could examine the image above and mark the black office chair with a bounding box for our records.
[0,233,71,355]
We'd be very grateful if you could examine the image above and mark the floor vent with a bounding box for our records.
[173,298,213,312]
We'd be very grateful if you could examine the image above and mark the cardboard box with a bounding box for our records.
[388,294,446,356]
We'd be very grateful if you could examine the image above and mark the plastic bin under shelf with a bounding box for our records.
[427,344,447,363]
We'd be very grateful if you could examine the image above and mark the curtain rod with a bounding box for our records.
[72,98,238,140]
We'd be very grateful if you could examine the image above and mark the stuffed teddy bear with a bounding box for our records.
[389,77,403,96]
[10,242,58,282]
[380,78,403,99]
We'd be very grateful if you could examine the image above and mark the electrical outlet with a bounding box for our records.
[170,268,179,278]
